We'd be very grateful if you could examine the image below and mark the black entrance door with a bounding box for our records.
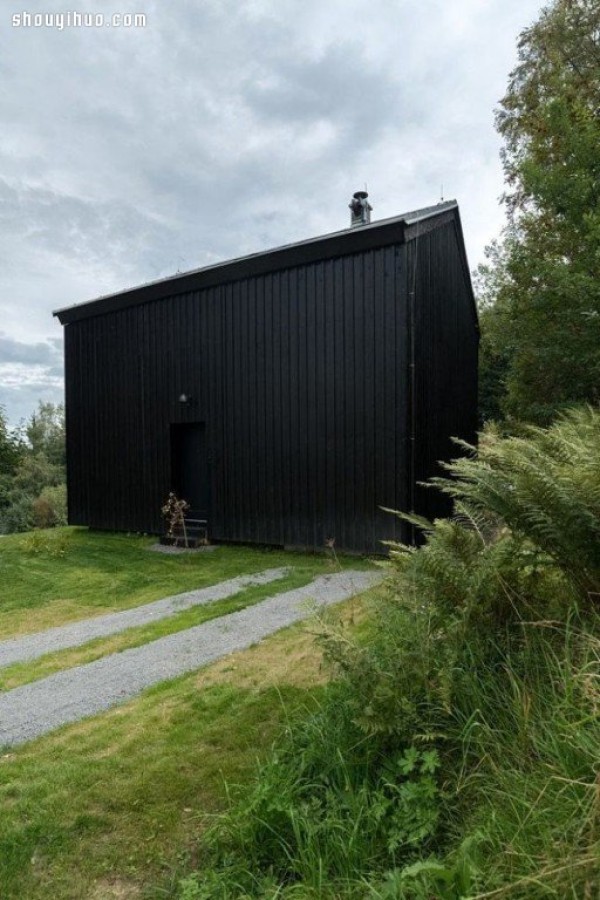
[170,423,210,519]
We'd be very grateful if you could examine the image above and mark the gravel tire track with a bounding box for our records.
[0,570,381,748]
[0,567,290,668]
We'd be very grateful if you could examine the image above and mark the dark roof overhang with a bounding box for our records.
[53,200,476,326]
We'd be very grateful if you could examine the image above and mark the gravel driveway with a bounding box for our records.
[0,567,290,668]
[0,569,381,748]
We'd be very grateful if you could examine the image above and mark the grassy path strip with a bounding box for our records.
[0,567,289,669]
[0,567,319,691]
[0,570,381,748]
[0,528,366,638]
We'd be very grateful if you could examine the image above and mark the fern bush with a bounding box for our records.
[179,407,600,898]
[435,406,600,597]
[335,408,599,747]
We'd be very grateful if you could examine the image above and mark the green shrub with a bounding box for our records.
[0,491,34,534]
[0,456,67,533]
[179,407,600,898]
[179,690,444,898]
[435,406,600,598]
[13,451,64,497]
[32,484,67,528]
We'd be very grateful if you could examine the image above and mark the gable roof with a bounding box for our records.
[54,200,470,325]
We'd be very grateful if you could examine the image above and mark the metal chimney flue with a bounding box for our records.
[349,190,372,227]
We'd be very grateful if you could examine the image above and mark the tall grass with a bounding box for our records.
[449,622,600,899]
[178,407,600,899]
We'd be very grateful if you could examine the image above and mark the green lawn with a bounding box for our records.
[0,601,367,899]
[0,527,370,639]
[0,528,375,898]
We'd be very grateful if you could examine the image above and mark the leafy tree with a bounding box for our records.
[12,452,64,498]
[474,241,513,424]
[0,493,34,534]
[0,406,23,479]
[0,402,66,533]
[26,402,65,468]
[0,406,25,514]
[479,0,600,423]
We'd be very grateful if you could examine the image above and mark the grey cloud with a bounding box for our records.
[0,175,179,306]
[0,381,64,427]
[0,335,62,368]
[244,42,414,135]
[0,0,544,424]
[0,335,64,424]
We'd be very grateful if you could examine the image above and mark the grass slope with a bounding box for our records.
[0,527,369,639]
[0,567,326,691]
[0,600,365,899]
[0,529,373,898]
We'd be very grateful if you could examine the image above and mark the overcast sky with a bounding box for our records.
[0,0,544,425]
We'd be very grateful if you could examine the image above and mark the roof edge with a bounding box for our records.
[54,200,459,325]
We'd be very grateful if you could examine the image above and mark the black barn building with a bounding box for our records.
[54,196,478,554]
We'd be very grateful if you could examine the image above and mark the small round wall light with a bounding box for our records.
[178,393,192,405]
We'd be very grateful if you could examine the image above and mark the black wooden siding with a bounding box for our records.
[63,214,477,554]
[409,220,479,525]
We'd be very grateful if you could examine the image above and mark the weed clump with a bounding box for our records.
[20,528,71,557]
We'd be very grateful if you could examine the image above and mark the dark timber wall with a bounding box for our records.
[60,207,478,554]
[409,220,479,525]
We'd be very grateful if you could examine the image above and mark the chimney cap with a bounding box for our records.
[349,189,373,226]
